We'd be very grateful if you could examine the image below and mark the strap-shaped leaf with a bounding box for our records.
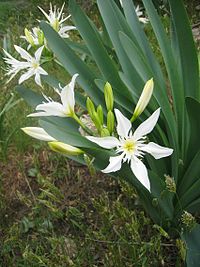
[97,0,144,94]
[185,97,200,165]
[69,0,133,104]
[121,0,166,89]
[40,21,105,107]
[168,0,200,100]
[181,224,200,267]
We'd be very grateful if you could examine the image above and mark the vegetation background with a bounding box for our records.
[0,0,199,266]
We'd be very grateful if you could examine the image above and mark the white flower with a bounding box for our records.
[38,3,76,38]
[28,73,78,117]
[3,45,47,87]
[21,127,55,141]
[119,1,149,24]
[86,108,173,192]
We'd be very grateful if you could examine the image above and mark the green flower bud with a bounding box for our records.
[97,105,104,125]
[131,78,154,122]
[48,141,84,156]
[101,128,110,137]
[104,82,114,111]
[37,29,44,46]
[86,97,95,118]
[92,111,102,131]
[24,28,34,46]
[164,174,176,193]
[107,110,115,134]
[181,211,196,231]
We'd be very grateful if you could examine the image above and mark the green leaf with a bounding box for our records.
[181,224,200,267]
[168,0,200,100]
[40,21,105,107]
[69,0,133,102]
[185,97,200,165]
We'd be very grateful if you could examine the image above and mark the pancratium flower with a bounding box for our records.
[38,3,76,38]
[3,45,47,87]
[28,73,78,118]
[86,108,173,191]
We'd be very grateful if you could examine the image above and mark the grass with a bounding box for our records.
[1,0,198,266]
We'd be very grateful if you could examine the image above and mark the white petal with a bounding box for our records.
[102,154,123,173]
[34,46,44,61]
[60,73,78,114]
[34,73,42,87]
[140,142,173,159]
[14,45,32,61]
[86,136,120,149]
[130,157,150,191]
[21,127,55,141]
[114,109,132,138]
[28,102,66,117]
[37,66,48,75]
[133,108,160,140]
[18,69,34,84]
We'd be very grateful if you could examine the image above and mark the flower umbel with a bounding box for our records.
[28,73,78,118]
[38,3,76,38]
[3,45,47,86]
[86,108,173,191]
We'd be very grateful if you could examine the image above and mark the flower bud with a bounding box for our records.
[24,28,34,46]
[37,29,44,46]
[86,97,95,119]
[21,127,55,141]
[101,128,110,137]
[107,110,115,134]
[92,111,102,131]
[131,78,154,122]
[97,105,104,125]
[48,141,84,156]
[104,82,114,111]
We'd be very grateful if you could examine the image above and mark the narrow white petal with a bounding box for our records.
[130,157,150,191]
[37,66,48,75]
[34,46,44,61]
[14,45,32,61]
[28,102,66,117]
[133,108,160,140]
[18,69,34,84]
[114,109,132,138]
[86,136,120,149]
[34,73,42,87]
[140,142,173,159]
[21,127,55,141]
[60,73,79,114]
[102,154,123,173]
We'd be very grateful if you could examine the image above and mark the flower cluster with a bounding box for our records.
[23,75,173,192]
[3,2,75,87]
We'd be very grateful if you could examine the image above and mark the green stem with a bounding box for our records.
[72,113,94,136]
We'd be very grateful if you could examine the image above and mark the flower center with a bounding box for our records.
[32,61,39,69]
[123,139,135,153]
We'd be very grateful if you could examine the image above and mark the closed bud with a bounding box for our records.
[37,29,44,46]
[164,174,176,193]
[48,141,84,156]
[92,111,102,131]
[107,110,115,134]
[181,211,196,231]
[24,28,34,46]
[101,128,110,137]
[104,82,114,111]
[131,78,154,122]
[97,105,104,125]
[86,97,95,118]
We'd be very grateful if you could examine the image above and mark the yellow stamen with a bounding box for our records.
[123,140,135,152]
